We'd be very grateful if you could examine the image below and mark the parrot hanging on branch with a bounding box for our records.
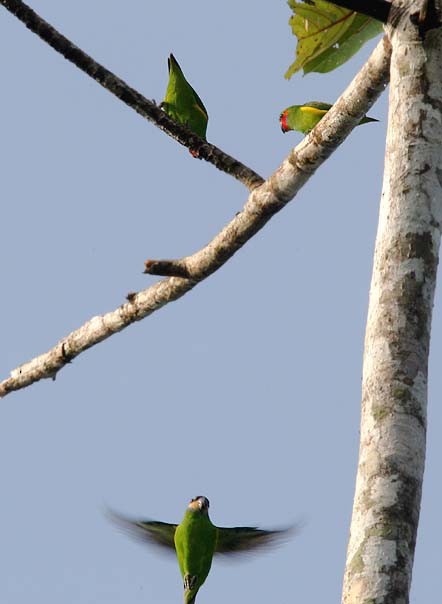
[109,495,295,604]
[161,54,208,157]
[279,101,378,134]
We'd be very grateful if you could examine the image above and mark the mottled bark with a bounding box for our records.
[342,4,442,603]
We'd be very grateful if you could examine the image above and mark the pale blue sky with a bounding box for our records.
[0,2,440,603]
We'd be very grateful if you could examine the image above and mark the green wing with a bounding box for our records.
[303,101,332,111]
[304,101,378,125]
[214,525,295,556]
[162,53,208,140]
[108,509,177,553]
[168,54,207,118]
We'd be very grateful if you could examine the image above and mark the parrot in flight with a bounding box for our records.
[109,495,294,604]
[161,54,208,157]
[279,101,378,134]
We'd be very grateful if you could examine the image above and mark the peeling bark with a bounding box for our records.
[342,4,442,603]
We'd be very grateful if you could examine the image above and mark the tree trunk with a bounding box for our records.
[342,4,442,603]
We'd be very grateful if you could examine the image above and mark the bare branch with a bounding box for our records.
[144,260,192,278]
[0,37,391,398]
[0,0,263,190]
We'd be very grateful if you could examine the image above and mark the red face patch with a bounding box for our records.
[280,110,289,133]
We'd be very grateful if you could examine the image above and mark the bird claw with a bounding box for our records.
[184,574,197,590]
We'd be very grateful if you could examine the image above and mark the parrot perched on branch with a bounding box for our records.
[161,54,208,156]
[109,495,295,604]
[279,101,378,134]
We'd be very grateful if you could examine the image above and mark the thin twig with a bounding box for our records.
[0,37,392,398]
[0,0,263,190]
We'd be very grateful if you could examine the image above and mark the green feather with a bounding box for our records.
[215,525,293,555]
[280,101,378,134]
[161,54,208,141]
[174,504,217,604]
[109,496,295,604]
[303,101,333,112]
[107,509,177,552]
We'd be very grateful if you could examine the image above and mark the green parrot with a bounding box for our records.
[109,495,294,604]
[279,101,378,134]
[161,54,208,156]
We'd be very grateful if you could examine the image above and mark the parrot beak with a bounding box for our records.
[199,496,209,510]
[189,496,210,512]
[280,110,289,133]
[188,497,204,511]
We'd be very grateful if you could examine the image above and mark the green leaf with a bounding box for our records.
[285,0,383,78]
[303,14,383,73]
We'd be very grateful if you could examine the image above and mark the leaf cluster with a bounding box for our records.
[285,0,383,77]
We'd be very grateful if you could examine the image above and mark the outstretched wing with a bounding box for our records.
[107,509,177,554]
[214,525,295,557]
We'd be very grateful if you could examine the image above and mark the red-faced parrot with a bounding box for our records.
[280,101,377,134]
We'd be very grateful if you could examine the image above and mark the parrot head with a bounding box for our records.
[188,495,210,513]
[279,105,311,133]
